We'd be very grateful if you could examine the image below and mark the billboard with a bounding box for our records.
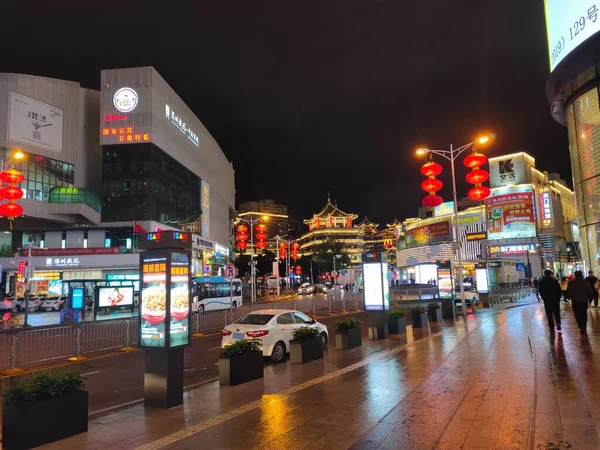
[8,92,64,153]
[140,252,168,347]
[489,155,528,188]
[545,0,600,71]
[363,262,390,311]
[486,186,536,240]
[433,202,454,217]
[538,186,554,228]
[169,252,190,347]
[405,220,452,247]
[98,286,134,308]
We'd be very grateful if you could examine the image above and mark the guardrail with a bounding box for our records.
[0,291,365,374]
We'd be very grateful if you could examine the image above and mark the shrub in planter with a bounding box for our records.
[219,339,263,386]
[427,302,443,322]
[2,371,88,450]
[335,318,362,349]
[290,327,323,364]
[410,306,429,328]
[388,310,407,335]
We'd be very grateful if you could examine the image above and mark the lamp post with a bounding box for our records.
[415,135,492,317]
[237,215,269,303]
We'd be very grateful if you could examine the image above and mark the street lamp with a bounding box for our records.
[415,134,493,317]
[237,215,269,303]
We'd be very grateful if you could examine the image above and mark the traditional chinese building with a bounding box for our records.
[358,217,382,253]
[298,198,363,264]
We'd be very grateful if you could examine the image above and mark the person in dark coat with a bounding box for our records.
[538,270,563,333]
[585,270,599,307]
[567,270,594,334]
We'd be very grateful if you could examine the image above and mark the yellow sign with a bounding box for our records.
[466,232,487,241]
[31,271,61,281]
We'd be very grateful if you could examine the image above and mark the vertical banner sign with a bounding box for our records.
[169,252,190,347]
[140,252,168,347]
[485,186,536,240]
[201,181,210,238]
[538,186,554,228]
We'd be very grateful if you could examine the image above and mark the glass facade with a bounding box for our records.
[0,148,74,202]
[102,143,202,222]
[567,86,600,273]
[49,187,102,212]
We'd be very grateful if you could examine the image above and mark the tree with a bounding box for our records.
[312,238,351,273]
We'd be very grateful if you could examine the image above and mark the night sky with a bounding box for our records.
[1,1,568,225]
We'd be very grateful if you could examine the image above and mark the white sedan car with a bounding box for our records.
[222,309,329,362]
[41,296,67,311]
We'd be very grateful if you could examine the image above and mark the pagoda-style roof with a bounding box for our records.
[386,219,402,229]
[357,216,379,228]
[304,198,357,224]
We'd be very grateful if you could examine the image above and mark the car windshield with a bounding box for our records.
[46,297,59,300]
[236,314,274,325]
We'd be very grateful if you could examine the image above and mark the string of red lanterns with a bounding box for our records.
[235,224,248,249]
[0,168,24,229]
[420,161,444,208]
[463,152,491,201]
[279,242,287,259]
[255,224,267,250]
[291,242,299,261]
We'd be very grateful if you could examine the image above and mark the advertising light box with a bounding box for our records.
[140,252,168,347]
[98,286,134,308]
[545,0,600,71]
[475,268,489,294]
[485,186,536,240]
[169,252,190,347]
[363,262,390,311]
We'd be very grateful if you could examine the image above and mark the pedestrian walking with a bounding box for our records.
[538,270,562,334]
[560,277,570,303]
[584,270,599,307]
[567,270,594,334]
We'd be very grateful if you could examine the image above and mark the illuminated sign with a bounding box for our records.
[363,262,390,311]
[102,126,149,143]
[31,271,61,281]
[173,232,189,240]
[113,87,138,113]
[98,286,134,308]
[46,257,80,267]
[466,232,487,241]
[170,252,190,347]
[475,267,489,294]
[405,221,452,247]
[215,243,229,257]
[104,114,127,121]
[545,0,600,71]
[489,155,528,188]
[433,201,455,217]
[489,244,536,256]
[17,261,27,283]
[201,180,210,238]
[538,186,554,228]
[485,186,536,240]
[140,254,167,347]
[457,214,484,225]
[140,230,192,250]
[165,104,200,147]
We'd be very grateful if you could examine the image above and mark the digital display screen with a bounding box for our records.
[71,288,85,309]
[545,0,600,71]
[48,280,63,296]
[98,287,134,308]
[169,252,190,347]
[476,268,489,294]
[437,268,453,299]
[382,262,390,311]
[364,263,384,311]
[140,253,167,347]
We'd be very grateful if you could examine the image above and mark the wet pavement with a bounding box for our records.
[36,298,600,450]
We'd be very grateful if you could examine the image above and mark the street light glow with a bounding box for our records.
[476,135,490,144]
[262,215,269,220]
[13,151,24,160]
[415,148,428,156]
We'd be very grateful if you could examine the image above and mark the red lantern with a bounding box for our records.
[420,162,443,177]
[463,152,487,169]
[255,232,267,241]
[0,169,24,185]
[279,243,287,258]
[467,186,491,201]
[291,243,299,250]
[236,233,249,241]
[236,224,248,233]
[0,186,23,200]
[255,224,267,232]
[465,169,489,184]
[420,178,443,193]
[0,202,23,218]
[422,194,444,208]
[255,241,267,249]
[237,241,248,249]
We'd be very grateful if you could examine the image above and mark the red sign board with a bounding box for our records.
[19,247,122,257]
[405,220,452,246]
[17,261,27,283]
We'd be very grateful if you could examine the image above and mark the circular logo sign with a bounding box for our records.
[113,87,138,113]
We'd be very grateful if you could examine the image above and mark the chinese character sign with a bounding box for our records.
[169,252,190,347]
[405,220,452,247]
[140,253,168,347]
[485,186,536,240]
[538,187,554,228]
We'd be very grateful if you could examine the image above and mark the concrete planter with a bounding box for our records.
[428,308,443,322]
[2,390,88,450]
[336,327,362,349]
[290,336,323,364]
[388,317,407,335]
[219,350,264,386]
[411,311,429,328]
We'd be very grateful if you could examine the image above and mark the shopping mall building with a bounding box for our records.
[396,151,580,292]
[546,1,600,274]
[0,68,234,295]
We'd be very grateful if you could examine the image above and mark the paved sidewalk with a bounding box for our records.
[36,298,600,450]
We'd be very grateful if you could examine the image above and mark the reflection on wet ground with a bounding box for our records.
[41,299,600,449]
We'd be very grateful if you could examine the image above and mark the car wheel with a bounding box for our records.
[231,301,237,309]
[270,341,286,362]
[199,304,205,313]
[320,332,328,350]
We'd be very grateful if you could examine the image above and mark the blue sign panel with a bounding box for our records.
[516,263,526,272]
[71,287,85,309]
